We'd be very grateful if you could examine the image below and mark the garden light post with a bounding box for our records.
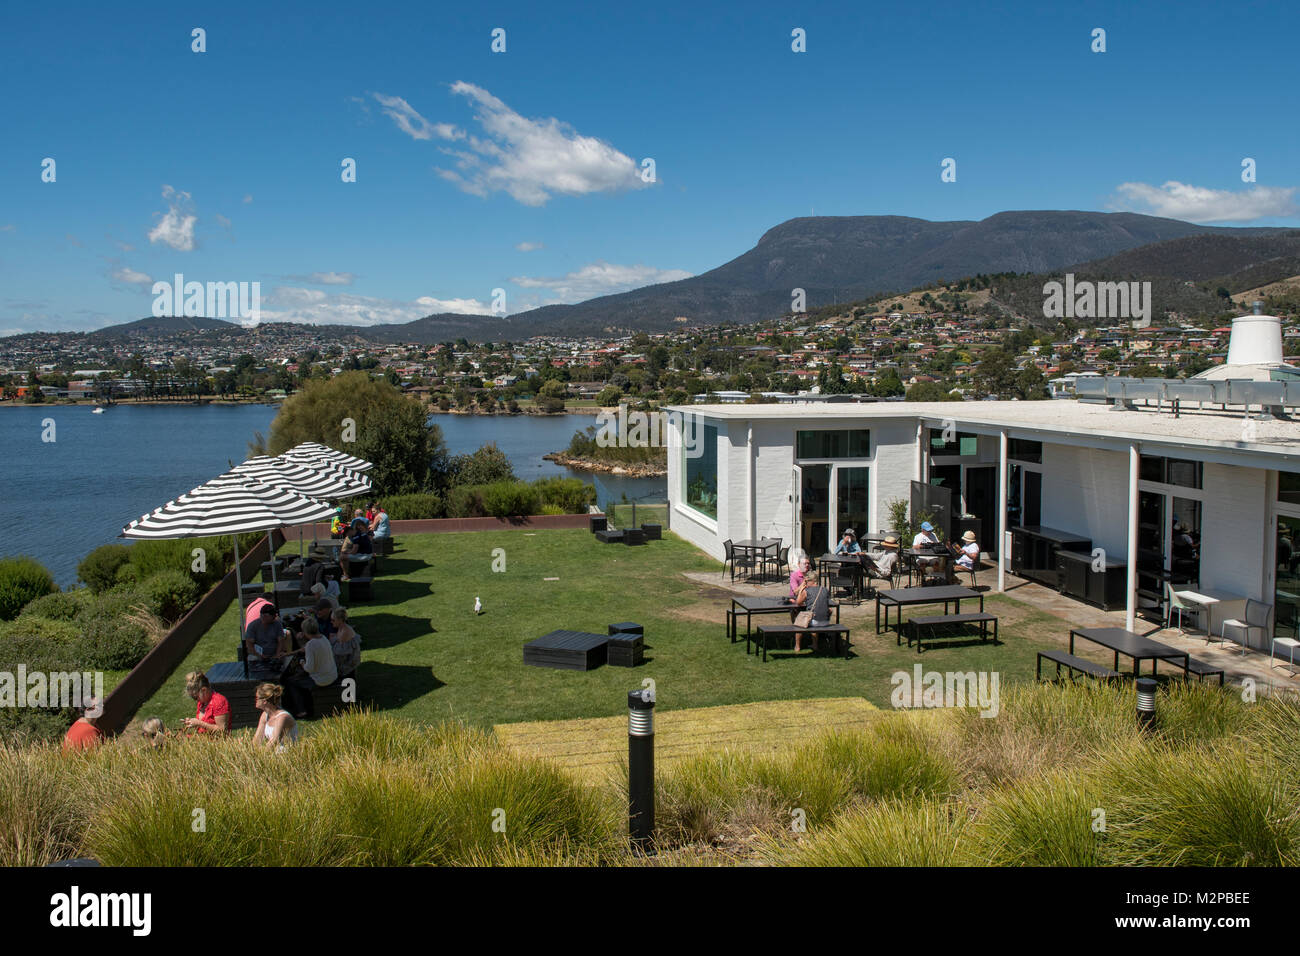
[1136,677,1157,732]
[628,687,655,851]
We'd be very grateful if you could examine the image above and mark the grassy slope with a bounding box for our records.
[135,529,1071,732]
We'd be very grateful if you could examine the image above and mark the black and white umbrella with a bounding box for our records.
[283,441,373,473]
[233,455,372,556]
[121,472,337,671]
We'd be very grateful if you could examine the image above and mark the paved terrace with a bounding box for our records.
[695,565,1300,696]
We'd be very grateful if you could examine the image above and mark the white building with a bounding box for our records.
[665,397,1300,646]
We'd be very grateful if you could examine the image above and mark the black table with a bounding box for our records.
[733,538,781,583]
[819,553,868,601]
[727,595,840,654]
[1069,627,1190,678]
[875,585,982,634]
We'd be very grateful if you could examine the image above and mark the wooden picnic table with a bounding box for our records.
[727,594,840,654]
[1069,626,1190,678]
[875,584,982,634]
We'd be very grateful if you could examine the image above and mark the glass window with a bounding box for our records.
[685,422,718,518]
[797,429,869,459]
[928,429,977,456]
[1141,455,1202,489]
[1008,439,1042,463]
[1280,472,1300,506]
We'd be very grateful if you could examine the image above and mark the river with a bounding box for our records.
[1,405,665,587]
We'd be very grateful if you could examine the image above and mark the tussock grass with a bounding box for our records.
[3,684,1298,866]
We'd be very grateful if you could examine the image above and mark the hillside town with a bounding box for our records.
[3,300,1299,409]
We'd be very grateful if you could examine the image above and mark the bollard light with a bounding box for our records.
[628,687,656,851]
[1136,677,1157,732]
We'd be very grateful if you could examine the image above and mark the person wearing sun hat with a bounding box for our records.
[867,534,901,579]
[955,529,981,572]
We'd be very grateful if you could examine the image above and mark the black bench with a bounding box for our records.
[343,576,373,601]
[905,612,998,653]
[622,527,645,546]
[640,523,662,540]
[206,661,263,730]
[1036,650,1121,681]
[754,624,851,661]
[589,514,607,533]
[524,630,609,670]
[595,529,624,544]
[1186,657,1226,685]
[311,675,357,717]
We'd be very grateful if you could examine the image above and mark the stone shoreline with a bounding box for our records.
[542,452,667,477]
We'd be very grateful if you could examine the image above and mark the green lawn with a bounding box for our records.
[135,529,1071,729]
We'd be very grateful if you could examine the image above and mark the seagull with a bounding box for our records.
[474,596,483,615]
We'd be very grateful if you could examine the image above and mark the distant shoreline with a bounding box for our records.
[542,452,667,477]
[0,398,281,408]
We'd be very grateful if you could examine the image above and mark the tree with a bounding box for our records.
[539,379,568,399]
[870,369,905,397]
[905,381,962,401]
[596,385,623,406]
[449,443,515,486]
[260,371,447,494]
[975,348,1018,398]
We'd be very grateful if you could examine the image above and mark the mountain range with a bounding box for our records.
[71,211,1300,344]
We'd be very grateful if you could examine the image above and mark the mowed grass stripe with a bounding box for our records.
[495,697,880,776]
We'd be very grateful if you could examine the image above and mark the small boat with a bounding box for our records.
[92,406,105,414]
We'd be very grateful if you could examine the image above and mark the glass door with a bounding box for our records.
[1276,516,1300,642]
[835,467,870,543]
[1136,490,1165,615]
[800,464,831,557]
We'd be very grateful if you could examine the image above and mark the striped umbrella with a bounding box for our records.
[233,455,372,556]
[122,472,337,674]
[283,441,373,473]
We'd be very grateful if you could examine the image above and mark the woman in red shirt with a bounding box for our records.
[63,705,104,751]
[183,671,230,734]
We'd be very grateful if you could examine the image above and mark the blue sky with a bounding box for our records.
[2,0,1298,334]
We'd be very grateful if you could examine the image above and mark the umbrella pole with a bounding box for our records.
[233,535,247,679]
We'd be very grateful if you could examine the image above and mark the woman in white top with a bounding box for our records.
[253,682,298,749]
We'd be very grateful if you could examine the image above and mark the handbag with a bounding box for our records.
[793,610,814,627]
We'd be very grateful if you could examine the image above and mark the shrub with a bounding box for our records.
[0,616,82,657]
[768,799,972,867]
[383,493,445,520]
[73,593,159,670]
[449,443,515,487]
[481,481,540,518]
[533,477,597,514]
[128,535,233,592]
[114,563,140,587]
[18,590,89,622]
[446,485,487,519]
[0,557,57,621]
[138,570,200,623]
[77,544,132,594]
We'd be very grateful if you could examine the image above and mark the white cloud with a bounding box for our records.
[0,224,15,233]
[242,194,253,204]
[111,266,153,286]
[215,213,232,230]
[374,83,647,206]
[372,93,464,141]
[510,260,691,303]
[283,271,357,286]
[1112,181,1298,223]
[148,185,198,251]
[257,287,494,326]
[516,241,544,252]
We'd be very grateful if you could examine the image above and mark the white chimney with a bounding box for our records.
[1225,301,1284,367]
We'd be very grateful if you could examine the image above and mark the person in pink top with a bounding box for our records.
[788,549,811,599]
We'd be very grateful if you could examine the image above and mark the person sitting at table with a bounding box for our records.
[912,521,944,579]
[309,581,340,609]
[330,606,361,678]
[788,549,810,599]
[834,529,861,555]
[307,598,336,640]
[244,603,289,679]
[253,683,298,750]
[182,671,231,735]
[369,502,391,544]
[300,547,329,595]
[365,501,377,524]
[339,522,373,581]
[280,616,338,718]
[791,575,833,652]
[954,530,981,572]
[867,534,901,581]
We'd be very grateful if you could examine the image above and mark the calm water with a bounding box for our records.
[1,406,664,587]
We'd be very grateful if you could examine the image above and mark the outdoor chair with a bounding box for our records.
[1272,636,1300,676]
[771,545,790,582]
[1165,582,1204,635]
[1222,598,1272,657]
[722,539,756,582]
